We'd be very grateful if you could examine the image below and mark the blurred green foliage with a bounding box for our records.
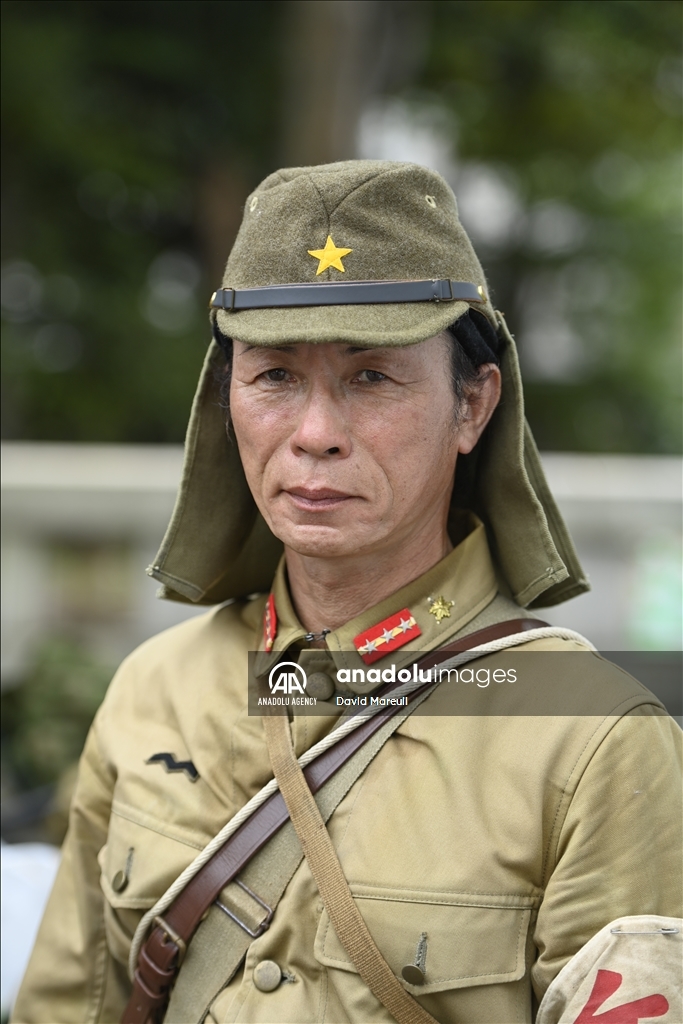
[422,0,682,452]
[1,0,681,450]
[1,636,111,788]
[1,0,282,441]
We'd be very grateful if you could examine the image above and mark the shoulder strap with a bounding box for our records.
[122,617,546,1023]
[263,712,439,1024]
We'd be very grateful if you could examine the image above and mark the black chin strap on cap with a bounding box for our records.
[448,309,501,366]
[210,279,485,311]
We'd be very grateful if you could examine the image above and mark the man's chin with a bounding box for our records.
[274,521,371,560]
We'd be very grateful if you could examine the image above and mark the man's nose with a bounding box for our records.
[289,391,351,458]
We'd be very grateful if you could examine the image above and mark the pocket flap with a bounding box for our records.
[99,802,203,910]
[314,886,535,996]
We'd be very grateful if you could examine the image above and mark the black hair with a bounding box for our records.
[212,318,234,412]
[212,307,500,419]
[446,309,500,412]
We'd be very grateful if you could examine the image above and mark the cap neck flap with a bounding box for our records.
[150,316,588,609]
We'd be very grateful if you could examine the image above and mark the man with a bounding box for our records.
[13,161,681,1024]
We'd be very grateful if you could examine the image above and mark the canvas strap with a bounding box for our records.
[263,712,439,1024]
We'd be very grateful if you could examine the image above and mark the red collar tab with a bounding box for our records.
[353,609,422,665]
[263,593,277,652]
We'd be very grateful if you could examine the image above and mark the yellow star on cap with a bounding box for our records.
[307,235,352,275]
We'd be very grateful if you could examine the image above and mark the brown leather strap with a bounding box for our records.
[122,616,546,1023]
[419,618,544,668]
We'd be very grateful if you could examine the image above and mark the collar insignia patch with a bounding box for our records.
[263,593,277,652]
[428,595,455,624]
[353,609,422,665]
[146,752,199,782]
[307,235,352,275]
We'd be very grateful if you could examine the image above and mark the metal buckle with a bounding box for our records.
[210,288,236,311]
[214,879,274,938]
[153,915,187,965]
[430,279,454,303]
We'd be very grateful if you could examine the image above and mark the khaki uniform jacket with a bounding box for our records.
[13,520,682,1023]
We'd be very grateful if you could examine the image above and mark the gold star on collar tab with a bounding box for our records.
[428,595,455,624]
[308,235,352,275]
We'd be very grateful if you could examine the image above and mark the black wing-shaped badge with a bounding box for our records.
[146,752,199,782]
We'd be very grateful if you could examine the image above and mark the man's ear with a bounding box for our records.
[457,365,502,455]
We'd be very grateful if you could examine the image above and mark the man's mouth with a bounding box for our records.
[284,487,355,511]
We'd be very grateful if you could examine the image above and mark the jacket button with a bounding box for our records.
[306,672,335,700]
[112,870,128,893]
[253,959,282,992]
[402,964,425,985]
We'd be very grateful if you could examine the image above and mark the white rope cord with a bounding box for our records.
[128,625,594,975]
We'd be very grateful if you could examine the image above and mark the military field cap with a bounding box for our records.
[210,160,495,346]
[149,160,588,609]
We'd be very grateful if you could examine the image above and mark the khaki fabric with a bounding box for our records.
[262,713,439,1024]
[149,160,588,609]
[12,527,681,1024]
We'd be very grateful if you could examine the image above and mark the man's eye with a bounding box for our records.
[356,369,387,383]
[263,368,289,382]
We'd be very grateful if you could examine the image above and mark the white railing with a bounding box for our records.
[2,443,681,684]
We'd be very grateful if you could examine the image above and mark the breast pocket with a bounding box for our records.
[98,803,204,966]
[314,885,537,1022]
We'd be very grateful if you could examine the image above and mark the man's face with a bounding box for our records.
[230,335,481,561]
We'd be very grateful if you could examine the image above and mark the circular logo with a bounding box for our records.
[268,661,307,695]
